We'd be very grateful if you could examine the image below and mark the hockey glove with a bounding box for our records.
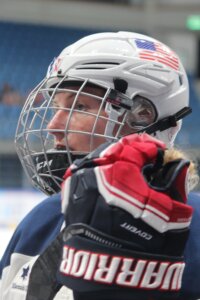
[58,133,193,300]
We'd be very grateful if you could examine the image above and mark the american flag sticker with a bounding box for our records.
[135,39,179,71]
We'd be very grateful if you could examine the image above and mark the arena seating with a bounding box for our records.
[0,21,199,147]
[0,21,95,94]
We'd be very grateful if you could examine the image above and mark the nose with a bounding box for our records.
[47,109,67,140]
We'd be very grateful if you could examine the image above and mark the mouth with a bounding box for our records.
[55,144,89,157]
[55,144,80,154]
[55,144,67,151]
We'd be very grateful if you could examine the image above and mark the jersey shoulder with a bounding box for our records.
[15,192,64,247]
[180,192,200,299]
[188,191,200,208]
[0,193,64,276]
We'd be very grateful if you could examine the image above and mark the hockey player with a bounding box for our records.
[0,32,199,300]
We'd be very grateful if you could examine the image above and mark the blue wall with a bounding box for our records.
[0,21,199,147]
[0,21,96,94]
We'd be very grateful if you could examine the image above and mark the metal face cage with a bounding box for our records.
[15,75,157,195]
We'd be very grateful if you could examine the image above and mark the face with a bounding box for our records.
[46,83,157,155]
[47,84,108,154]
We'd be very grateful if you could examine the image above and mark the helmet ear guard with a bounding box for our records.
[138,106,192,135]
[104,80,191,141]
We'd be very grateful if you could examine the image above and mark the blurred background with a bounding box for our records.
[0,0,200,257]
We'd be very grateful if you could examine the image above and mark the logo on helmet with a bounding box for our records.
[47,57,63,76]
[135,38,179,71]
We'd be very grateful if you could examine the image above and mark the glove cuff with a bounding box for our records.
[58,224,185,300]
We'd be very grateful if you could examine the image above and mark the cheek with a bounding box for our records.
[67,113,108,150]
[69,112,107,132]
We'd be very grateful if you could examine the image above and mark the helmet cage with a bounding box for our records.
[16,75,158,194]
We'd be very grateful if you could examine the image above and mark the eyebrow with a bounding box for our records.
[52,91,74,106]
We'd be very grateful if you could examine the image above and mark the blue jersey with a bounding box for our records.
[0,192,200,300]
[180,192,200,300]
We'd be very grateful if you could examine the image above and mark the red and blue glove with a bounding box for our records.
[58,133,193,300]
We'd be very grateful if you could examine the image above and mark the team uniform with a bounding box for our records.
[0,194,68,300]
[0,192,200,300]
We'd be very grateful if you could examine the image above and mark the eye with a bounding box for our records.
[75,102,88,111]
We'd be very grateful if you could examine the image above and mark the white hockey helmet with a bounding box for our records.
[15,31,191,195]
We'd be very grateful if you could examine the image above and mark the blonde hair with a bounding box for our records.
[164,148,199,191]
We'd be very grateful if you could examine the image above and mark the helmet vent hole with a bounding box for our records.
[178,75,183,86]
[75,61,121,70]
